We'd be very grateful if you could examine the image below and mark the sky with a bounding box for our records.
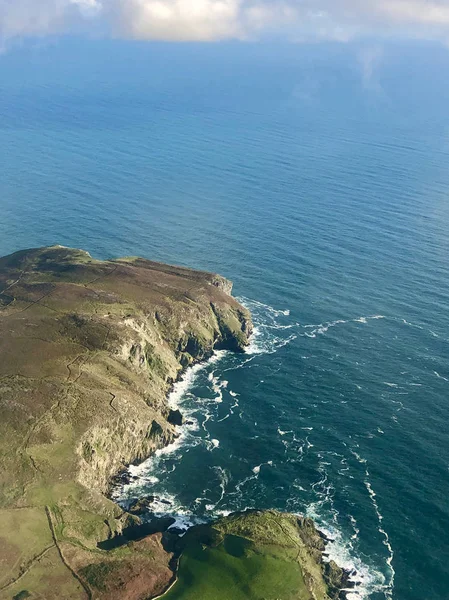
[1,0,449,48]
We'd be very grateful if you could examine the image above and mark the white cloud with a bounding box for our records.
[72,0,102,17]
[1,0,449,45]
[376,0,449,25]
[107,0,243,41]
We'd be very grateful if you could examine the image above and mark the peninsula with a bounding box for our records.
[0,246,348,600]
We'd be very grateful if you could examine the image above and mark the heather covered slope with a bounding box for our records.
[0,246,252,600]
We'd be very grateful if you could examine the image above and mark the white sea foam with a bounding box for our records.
[240,298,290,318]
[390,399,404,411]
[113,349,230,501]
[213,466,229,504]
[169,352,225,410]
[168,513,208,532]
[264,322,299,330]
[143,475,160,484]
[434,371,448,381]
[313,518,387,600]
[237,297,296,355]
[307,466,378,599]
[401,318,423,329]
[301,315,386,339]
[234,474,258,493]
[365,474,395,598]
[306,450,396,600]
[349,515,360,540]
[348,449,395,598]
[251,460,273,475]
[209,374,229,403]
[350,450,367,465]
[277,428,293,436]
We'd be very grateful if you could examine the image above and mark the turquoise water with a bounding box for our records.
[1,39,449,600]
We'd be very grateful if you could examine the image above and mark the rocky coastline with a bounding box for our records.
[0,245,350,600]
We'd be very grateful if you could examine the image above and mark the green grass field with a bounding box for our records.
[162,534,313,600]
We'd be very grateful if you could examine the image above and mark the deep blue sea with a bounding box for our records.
[1,38,449,600]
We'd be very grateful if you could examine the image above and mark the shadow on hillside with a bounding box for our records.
[97,516,176,551]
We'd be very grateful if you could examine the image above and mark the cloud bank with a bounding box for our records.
[1,0,449,45]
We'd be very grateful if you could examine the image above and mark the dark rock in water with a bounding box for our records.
[185,419,195,426]
[111,470,140,487]
[323,560,355,599]
[127,494,174,515]
[168,409,183,426]
[128,496,157,515]
[111,470,133,487]
[318,529,333,543]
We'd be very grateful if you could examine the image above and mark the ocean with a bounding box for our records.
[1,38,449,600]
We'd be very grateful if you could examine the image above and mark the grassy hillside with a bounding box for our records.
[163,511,347,600]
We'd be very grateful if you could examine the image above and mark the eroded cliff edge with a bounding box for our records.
[0,246,251,600]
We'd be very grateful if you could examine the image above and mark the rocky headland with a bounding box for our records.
[0,246,348,600]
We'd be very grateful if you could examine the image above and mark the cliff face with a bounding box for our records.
[0,246,252,600]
